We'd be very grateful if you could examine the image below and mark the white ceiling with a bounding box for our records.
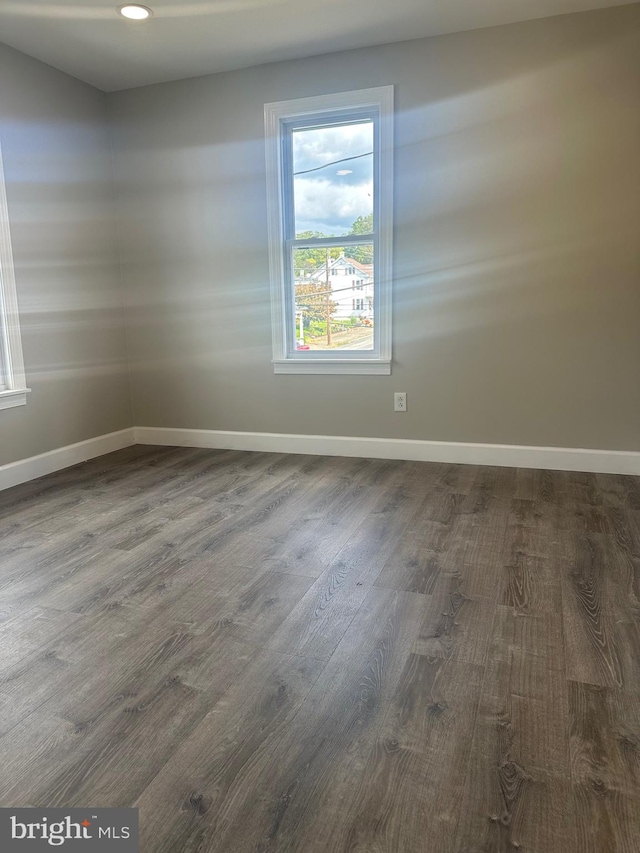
[0,0,637,91]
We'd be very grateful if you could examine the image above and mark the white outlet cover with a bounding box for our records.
[394,392,407,412]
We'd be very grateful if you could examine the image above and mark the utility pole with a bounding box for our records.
[325,250,332,347]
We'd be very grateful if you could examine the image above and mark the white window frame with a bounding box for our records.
[265,86,394,375]
[0,138,29,410]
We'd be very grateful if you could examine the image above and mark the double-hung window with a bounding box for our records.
[265,86,393,374]
[0,138,28,410]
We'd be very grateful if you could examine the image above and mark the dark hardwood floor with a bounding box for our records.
[1,445,640,851]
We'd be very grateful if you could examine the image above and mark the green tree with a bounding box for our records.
[293,215,373,272]
[348,214,374,265]
[349,213,373,236]
[295,281,337,327]
[294,233,341,275]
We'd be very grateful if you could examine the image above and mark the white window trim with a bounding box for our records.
[0,137,29,410]
[265,86,394,376]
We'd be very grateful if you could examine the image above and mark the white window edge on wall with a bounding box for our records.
[273,359,391,376]
[264,86,394,376]
[0,136,29,410]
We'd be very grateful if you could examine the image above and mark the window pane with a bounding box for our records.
[292,120,373,239]
[293,244,374,352]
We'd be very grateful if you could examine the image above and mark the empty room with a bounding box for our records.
[0,0,639,850]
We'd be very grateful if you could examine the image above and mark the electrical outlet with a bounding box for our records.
[394,392,407,412]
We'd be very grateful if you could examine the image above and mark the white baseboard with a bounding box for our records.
[134,426,640,476]
[0,428,136,492]
[2,426,637,494]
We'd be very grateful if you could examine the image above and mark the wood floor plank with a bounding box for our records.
[456,760,573,853]
[0,629,258,807]
[454,651,572,852]
[0,606,177,723]
[449,501,511,600]
[571,783,640,853]
[412,576,496,667]
[268,487,424,659]
[569,680,640,796]
[375,542,444,595]
[460,465,516,517]
[0,689,29,737]
[598,524,640,623]
[259,473,381,578]
[508,650,570,775]
[491,603,564,663]
[0,546,112,626]
[39,549,198,617]
[499,528,561,616]
[561,532,639,691]
[0,445,176,514]
[266,534,391,659]
[323,654,483,853]
[133,650,325,852]
[0,605,86,649]
[166,473,325,564]
[514,467,541,502]
[201,569,316,646]
[561,471,605,509]
[374,485,470,595]
[595,473,631,508]
[433,463,480,496]
[173,587,426,853]
[383,458,446,497]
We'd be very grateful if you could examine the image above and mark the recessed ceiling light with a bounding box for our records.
[118,4,153,20]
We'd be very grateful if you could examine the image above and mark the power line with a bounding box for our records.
[293,151,373,177]
[295,282,374,298]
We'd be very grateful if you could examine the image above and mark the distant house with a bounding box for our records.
[300,252,374,321]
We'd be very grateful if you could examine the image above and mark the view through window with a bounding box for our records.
[291,120,375,352]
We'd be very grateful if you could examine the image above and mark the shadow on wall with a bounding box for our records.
[0,115,130,437]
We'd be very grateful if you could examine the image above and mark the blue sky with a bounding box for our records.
[292,121,373,236]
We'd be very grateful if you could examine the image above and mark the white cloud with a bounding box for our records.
[291,120,374,234]
[294,177,372,234]
[293,122,373,174]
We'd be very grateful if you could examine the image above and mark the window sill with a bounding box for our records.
[0,387,30,410]
[273,360,391,375]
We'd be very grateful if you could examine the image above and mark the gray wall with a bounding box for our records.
[101,6,640,451]
[109,5,640,452]
[0,43,133,466]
